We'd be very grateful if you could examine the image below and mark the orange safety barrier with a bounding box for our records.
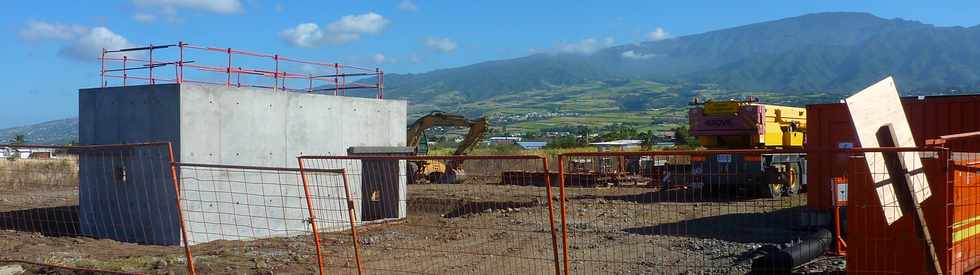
[297,155,562,275]
[98,42,385,99]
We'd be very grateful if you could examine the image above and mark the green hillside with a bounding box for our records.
[410,79,836,133]
[380,12,980,130]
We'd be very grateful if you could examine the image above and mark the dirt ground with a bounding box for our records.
[1,170,843,274]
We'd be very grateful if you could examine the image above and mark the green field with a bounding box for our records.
[407,80,838,134]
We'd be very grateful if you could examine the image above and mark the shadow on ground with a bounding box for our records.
[408,197,539,218]
[623,206,807,244]
[572,185,801,204]
[0,205,80,237]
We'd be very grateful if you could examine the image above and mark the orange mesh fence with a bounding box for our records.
[554,148,974,274]
[556,150,822,274]
[298,155,562,274]
[837,148,949,274]
[4,143,974,274]
[174,162,356,274]
[0,143,192,274]
[949,151,980,274]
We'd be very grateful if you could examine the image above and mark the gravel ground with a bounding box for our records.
[1,180,845,274]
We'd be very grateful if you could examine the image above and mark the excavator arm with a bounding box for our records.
[405,111,489,184]
[452,117,488,156]
[406,111,488,156]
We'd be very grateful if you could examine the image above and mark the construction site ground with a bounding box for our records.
[0,180,844,274]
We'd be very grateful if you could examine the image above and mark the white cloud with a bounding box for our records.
[326,12,389,34]
[132,0,243,14]
[557,37,614,54]
[19,21,136,62]
[280,12,389,47]
[132,13,157,23]
[64,27,134,60]
[399,0,417,12]
[621,50,655,60]
[280,23,325,48]
[409,53,421,64]
[19,21,87,41]
[373,53,387,64]
[425,37,457,52]
[646,27,670,41]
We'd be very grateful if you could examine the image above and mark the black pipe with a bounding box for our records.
[751,228,833,274]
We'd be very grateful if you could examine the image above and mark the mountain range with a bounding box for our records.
[0,118,77,145]
[385,12,980,101]
[382,12,980,108]
[6,12,980,143]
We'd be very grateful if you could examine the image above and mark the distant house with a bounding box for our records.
[14,149,31,159]
[653,131,676,142]
[29,151,52,159]
[654,141,676,148]
[0,147,56,159]
[590,139,643,151]
[489,136,523,145]
[0,148,31,159]
[516,141,547,150]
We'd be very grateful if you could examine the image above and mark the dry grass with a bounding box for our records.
[0,157,79,190]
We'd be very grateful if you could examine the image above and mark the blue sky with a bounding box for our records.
[1,0,978,128]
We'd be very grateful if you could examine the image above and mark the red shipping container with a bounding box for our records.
[808,94,980,274]
[807,95,980,211]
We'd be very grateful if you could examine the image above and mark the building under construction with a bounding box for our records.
[0,42,978,275]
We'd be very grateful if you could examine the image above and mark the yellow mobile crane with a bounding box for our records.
[686,97,807,197]
[406,111,489,183]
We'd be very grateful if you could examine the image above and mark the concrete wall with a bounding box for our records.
[78,84,407,245]
[78,84,182,245]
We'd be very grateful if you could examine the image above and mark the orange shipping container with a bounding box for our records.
[807,95,980,211]
[807,94,980,274]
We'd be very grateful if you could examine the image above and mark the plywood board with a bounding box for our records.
[845,76,931,225]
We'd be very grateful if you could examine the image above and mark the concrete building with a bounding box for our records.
[489,136,522,145]
[0,147,33,159]
[590,139,643,151]
[78,83,407,245]
[516,141,547,150]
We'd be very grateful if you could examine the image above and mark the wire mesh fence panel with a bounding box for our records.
[0,143,192,274]
[299,155,562,275]
[175,163,352,274]
[839,149,949,274]
[557,150,819,274]
[950,151,980,274]
[297,166,363,274]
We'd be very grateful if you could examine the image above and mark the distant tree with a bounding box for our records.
[546,136,583,149]
[671,126,700,147]
[488,143,521,155]
[574,127,594,144]
[11,134,26,145]
[639,130,653,148]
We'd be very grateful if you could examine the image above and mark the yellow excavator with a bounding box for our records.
[406,111,489,183]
